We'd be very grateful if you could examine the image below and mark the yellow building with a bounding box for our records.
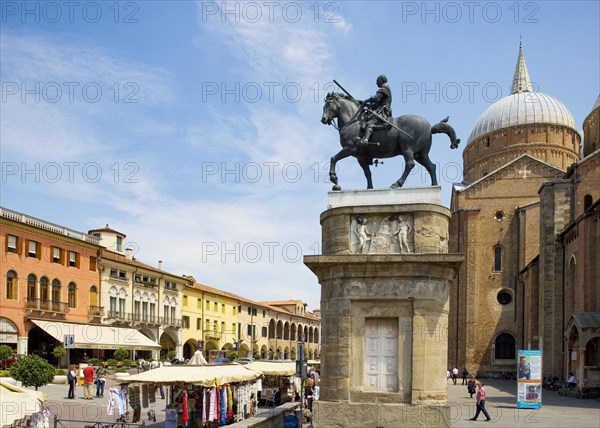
[181,280,240,360]
[181,282,321,361]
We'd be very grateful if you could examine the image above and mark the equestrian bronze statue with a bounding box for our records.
[321,78,460,191]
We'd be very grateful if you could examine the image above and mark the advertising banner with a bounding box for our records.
[517,350,542,409]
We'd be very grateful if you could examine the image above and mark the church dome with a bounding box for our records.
[462,44,581,183]
[467,92,578,143]
[467,44,578,144]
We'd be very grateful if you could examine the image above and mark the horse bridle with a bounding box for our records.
[325,94,361,132]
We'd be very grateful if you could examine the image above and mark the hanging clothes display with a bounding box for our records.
[117,379,261,427]
[182,391,189,425]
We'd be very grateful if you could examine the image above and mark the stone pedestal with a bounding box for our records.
[304,188,462,428]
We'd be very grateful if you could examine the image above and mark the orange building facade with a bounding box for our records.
[1,207,102,360]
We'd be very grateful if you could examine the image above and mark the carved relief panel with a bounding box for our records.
[350,214,414,254]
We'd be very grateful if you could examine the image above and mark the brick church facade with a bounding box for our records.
[448,44,600,383]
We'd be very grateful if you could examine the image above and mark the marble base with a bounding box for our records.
[327,187,442,209]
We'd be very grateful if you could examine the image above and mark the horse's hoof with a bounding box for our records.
[390,182,402,189]
[332,185,342,191]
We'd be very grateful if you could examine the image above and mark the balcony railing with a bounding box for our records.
[106,311,130,321]
[203,329,222,340]
[88,306,104,317]
[159,317,182,328]
[135,315,159,325]
[26,298,69,314]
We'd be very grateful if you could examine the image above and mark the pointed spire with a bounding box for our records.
[510,42,533,94]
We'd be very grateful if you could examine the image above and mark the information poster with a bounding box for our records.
[517,350,542,409]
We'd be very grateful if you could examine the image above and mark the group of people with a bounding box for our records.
[448,368,491,422]
[303,368,320,422]
[67,364,108,399]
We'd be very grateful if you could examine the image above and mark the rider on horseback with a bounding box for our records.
[357,74,392,147]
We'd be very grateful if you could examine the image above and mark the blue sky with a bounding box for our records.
[1,1,599,311]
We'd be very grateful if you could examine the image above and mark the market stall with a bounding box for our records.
[245,361,299,406]
[0,380,48,427]
[116,363,262,427]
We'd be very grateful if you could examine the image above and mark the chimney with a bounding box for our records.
[125,248,133,260]
[158,260,163,270]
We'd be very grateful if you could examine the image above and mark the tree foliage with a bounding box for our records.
[113,348,128,361]
[0,345,14,361]
[9,355,55,390]
[52,346,67,368]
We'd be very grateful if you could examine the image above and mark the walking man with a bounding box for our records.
[452,367,459,385]
[470,382,491,421]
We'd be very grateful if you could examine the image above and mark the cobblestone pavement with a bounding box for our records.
[14,378,600,427]
[447,379,600,427]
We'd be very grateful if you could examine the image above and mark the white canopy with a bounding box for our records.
[246,361,296,376]
[0,381,47,427]
[117,363,261,387]
[30,320,161,351]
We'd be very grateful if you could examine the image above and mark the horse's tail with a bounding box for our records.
[431,121,460,149]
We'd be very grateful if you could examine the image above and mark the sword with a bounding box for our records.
[363,106,415,141]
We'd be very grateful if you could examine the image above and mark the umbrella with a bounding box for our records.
[116,363,261,387]
[187,350,208,365]
[0,380,47,427]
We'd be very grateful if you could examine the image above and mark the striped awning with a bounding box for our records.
[30,320,161,351]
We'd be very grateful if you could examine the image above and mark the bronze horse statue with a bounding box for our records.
[321,92,460,190]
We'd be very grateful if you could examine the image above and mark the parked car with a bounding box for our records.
[210,357,231,365]
[235,358,253,365]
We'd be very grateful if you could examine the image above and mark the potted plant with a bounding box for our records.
[52,346,67,368]
[52,368,67,384]
[113,367,130,380]
[9,355,55,390]
[0,369,16,385]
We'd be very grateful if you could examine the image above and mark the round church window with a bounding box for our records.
[497,291,512,305]
[494,210,505,221]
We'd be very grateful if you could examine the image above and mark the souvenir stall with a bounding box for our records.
[117,363,262,427]
[0,380,48,428]
[245,361,298,406]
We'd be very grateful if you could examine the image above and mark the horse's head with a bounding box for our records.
[321,92,340,125]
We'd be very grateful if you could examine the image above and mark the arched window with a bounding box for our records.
[493,245,503,272]
[89,285,98,306]
[108,286,117,316]
[51,279,61,303]
[118,288,126,318]
[27,274,37,300]
[40,277,49,301]
[170,298,177,324]
[142,293,149,321]
[133,291,141,319]
[68,282,77,308]
[495,333,515,360]
[149,294,157,322]
[5,270,17,300]
[584,194,593,211]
